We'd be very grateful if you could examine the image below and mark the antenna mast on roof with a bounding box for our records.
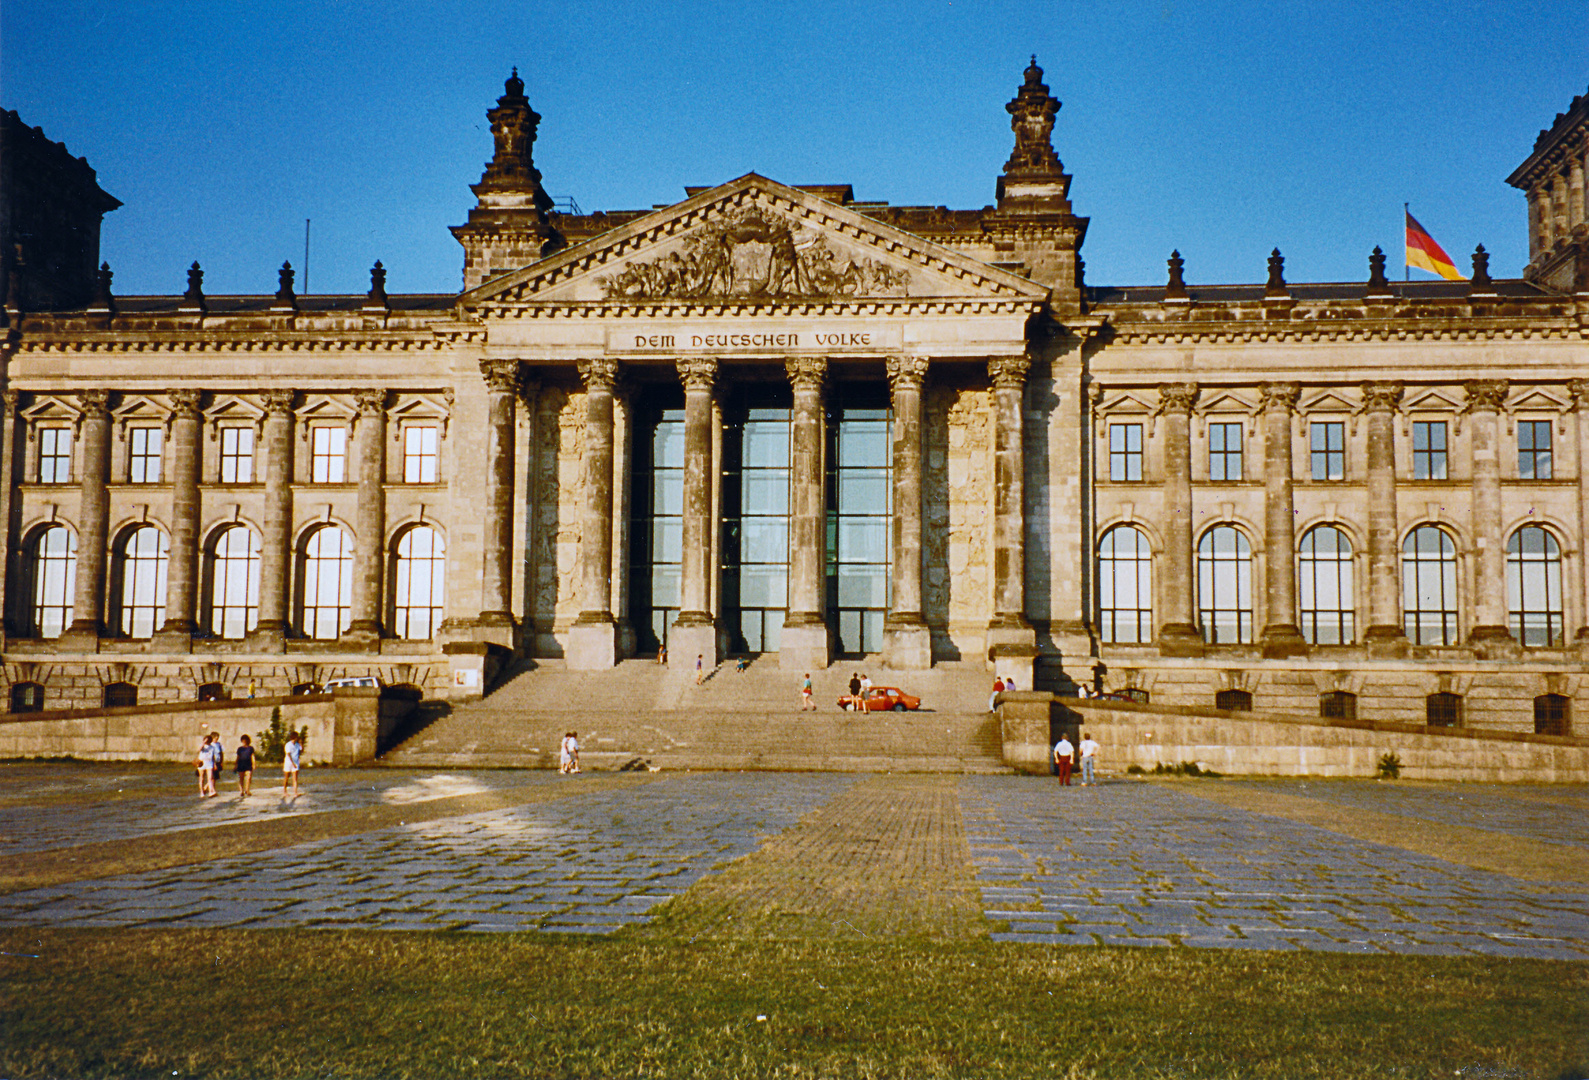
[304,219,311,295]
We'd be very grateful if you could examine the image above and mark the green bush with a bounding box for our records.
[1377,751,1402,780]
[1150,761,1223,778]
[257,706,288,764]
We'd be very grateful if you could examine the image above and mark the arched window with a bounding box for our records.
[115,526,169,638]
[1426,692,1462,728]
[299,526,353,640]
[1215,689,1252,711]
[103,682,138,708]
[1097,525,1152,644]
[1506,526,1563,647]
[1320,691,1357,721]
[1197,526,1252,643]
[207,525,261,639]
[197,682,228,702]
[25,525,76,638]
[1534,694,1570,737]
[1299,526,1355,645]
[1402,526,1458,646]
[9,682,44,713]
[393,526,446,640]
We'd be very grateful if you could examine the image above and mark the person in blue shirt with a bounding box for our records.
[282,731,302,797]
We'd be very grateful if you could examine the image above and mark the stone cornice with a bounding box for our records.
[1102,321,1587,346]
[471,298,1045,320]
[12,335,445,354]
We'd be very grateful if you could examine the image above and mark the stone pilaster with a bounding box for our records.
[343,388,388,648]
[0,390,20,642]
[987,354,1037,681]
[669,357,719,671]
[1465,379,1516,657]
[884,354,931,670]
[60,389,111,650]
[781,356,830,671]
[1258,382,1307,657]
[250,389,294,649]
[1572,379,1589,653]
[1156,382,1202,656]
[1361,381,1407,656]
[1569,151,1586,235]
[154,389,203,650]
[568,358,620,670]
[476,360,520,647]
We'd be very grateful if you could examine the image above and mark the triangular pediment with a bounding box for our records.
[462,174,1048,310]
[1195,390,1258,415]
[1403,388,1463,414]
[1298,389,1358,414]
[1508,387,1569,414]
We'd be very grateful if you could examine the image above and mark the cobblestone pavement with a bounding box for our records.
[962,776,1589,959]
[1,764,1585,957]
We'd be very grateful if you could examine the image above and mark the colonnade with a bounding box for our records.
[1524,133,1588,262]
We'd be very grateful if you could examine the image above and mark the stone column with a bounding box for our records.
[476,360,520,646]
[781,356,830,671]
[342,389,388,647]
[1572,379,1589,650]
[1466,379,1515,656]
[1258,382,1307,657]
[1362,381,1407,655]
[1156,382,1203,655]
[154,389,203,649]
[568,358,620,670]
[251,390,295,648]
[60,389,111,649]
[0,390,20,640]
[1568,151,1586,234]
[987,354,1037,681]
[884,354,931,669]
[668,357,720,672]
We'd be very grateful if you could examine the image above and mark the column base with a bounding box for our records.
[472,611,519,651]
[1045,619,1096,661]
[668,617,719,675]
[56,622,102,653]
[882,617,932,671]
[151,626,194,653]
[339,621,383,652]
[988,642,1038,690]
[1156,623,1205,657]
[568,613,619,671]
[247,622,288,653]
[1363,625,1409,659]
[1467,624,1521,660]
[1259,623,1309,659]
[779,616,830,672]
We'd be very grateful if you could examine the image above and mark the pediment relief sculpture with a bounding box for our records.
[599,206,911,301]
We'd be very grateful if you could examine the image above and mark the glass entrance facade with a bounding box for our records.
[722,391,791,653]
[827,390,892,656]
[630,398,684,654]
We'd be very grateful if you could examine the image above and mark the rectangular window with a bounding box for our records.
[1109,423,1143,482]
[1412,420,1447,480]
[220,427,255,483]
[1208,422,1243,481]
[128,427,163,483]
[311,426,347,483]
[1310,421,1345,481]
[38,428,72,483]
[1518,420,1553,480]
[403,425,439,483]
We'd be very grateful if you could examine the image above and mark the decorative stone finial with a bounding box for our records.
[275,260,297,310]
[1165,250,1188,301]
[1367,246,1390,295]
[1469,244,1493,292]
[1264,248,1288,297]
[92,262,114,314]
[367,260,389,308]
[181,260,206,312]
[1004,56,1062,176]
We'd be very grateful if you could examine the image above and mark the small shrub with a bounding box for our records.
[1377,752,1402,780]
[257,706,288,764]
[1126,764,1145,775]
[1149,761,1222,778]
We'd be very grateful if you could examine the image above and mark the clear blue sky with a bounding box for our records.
[3,0,1583,296]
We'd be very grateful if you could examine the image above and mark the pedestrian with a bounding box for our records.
[210,735,225,793]
[568,730,581,774]
[1080,730,1100,786]
[196,733,215,797]
[559,731,574,774]
[858,673,872,713]
[800,673,815,711]
[1004,675,1016,693]
[657,644,666,665]
[695,653,704,685]
[1054,732,1074,785]
[235,734,255,798]
[736,656,748,673]
[989,677,1005,713]
[282,730,302,797]
[248,678,256,699]
[847,672,862,712]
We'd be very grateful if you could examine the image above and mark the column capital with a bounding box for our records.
[3,388,20,414]
[1360,381,1404,413]
[988,354,1030,389]
[353,388,389,415]
[1154,382,1199,416]
[577,358,620,392]
[479,358,523,394]
[77,388,110,418]
[1462,379,1509,414]
[261,388,296,416]
[169,388,203,418]
[676,357,718,391]
[886,355,929,392]
[1258,381,1301,413]
[784,356,827,392]
[1568,379,1589,410]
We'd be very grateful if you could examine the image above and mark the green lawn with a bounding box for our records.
[3,927,1583,1078]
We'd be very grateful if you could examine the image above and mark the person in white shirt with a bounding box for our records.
[1053,734,1074,785]
[1079,732,1101,786]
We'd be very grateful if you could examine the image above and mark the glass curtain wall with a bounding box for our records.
[722,389,791,653]
[827,389,892,657]
[629,396,684,655]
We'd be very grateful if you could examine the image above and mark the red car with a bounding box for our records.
[837,687,921,712]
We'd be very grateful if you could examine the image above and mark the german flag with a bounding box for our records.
[1405,210,1464,281]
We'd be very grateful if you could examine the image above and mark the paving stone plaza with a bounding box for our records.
[0,764,1584,959]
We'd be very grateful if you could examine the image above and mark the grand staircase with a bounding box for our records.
[377,657,1011,773]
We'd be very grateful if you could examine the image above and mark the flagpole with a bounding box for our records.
[1404,203,1409,282]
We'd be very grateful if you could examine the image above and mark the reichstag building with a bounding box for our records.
[1,62,1585,735]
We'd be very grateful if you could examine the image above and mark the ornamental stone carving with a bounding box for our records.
[599,206,909,301]
[169,389,203,417]
[1004,57,1062,176]
[1155,382,1199,415]
[988,355,1031,389]
[577,358,620,391]
[1568,379,1589,409]
[885,355,930,391]
[77,389,110,418]
[784,356,827,391]
[480,359,522,393]
[1259,382,1301,412]
[676,357,718,390]
[1360,381,1405,412]
[1463,380,1510,413]
[353,389,388,415]
[261,389,296,416]
[2,389,18,413]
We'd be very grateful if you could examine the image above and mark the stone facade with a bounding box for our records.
[1,65,1585,741]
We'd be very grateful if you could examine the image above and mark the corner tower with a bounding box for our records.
[451,69,563,290]
[1508,84,1589,295]
[985,58,1088,315]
